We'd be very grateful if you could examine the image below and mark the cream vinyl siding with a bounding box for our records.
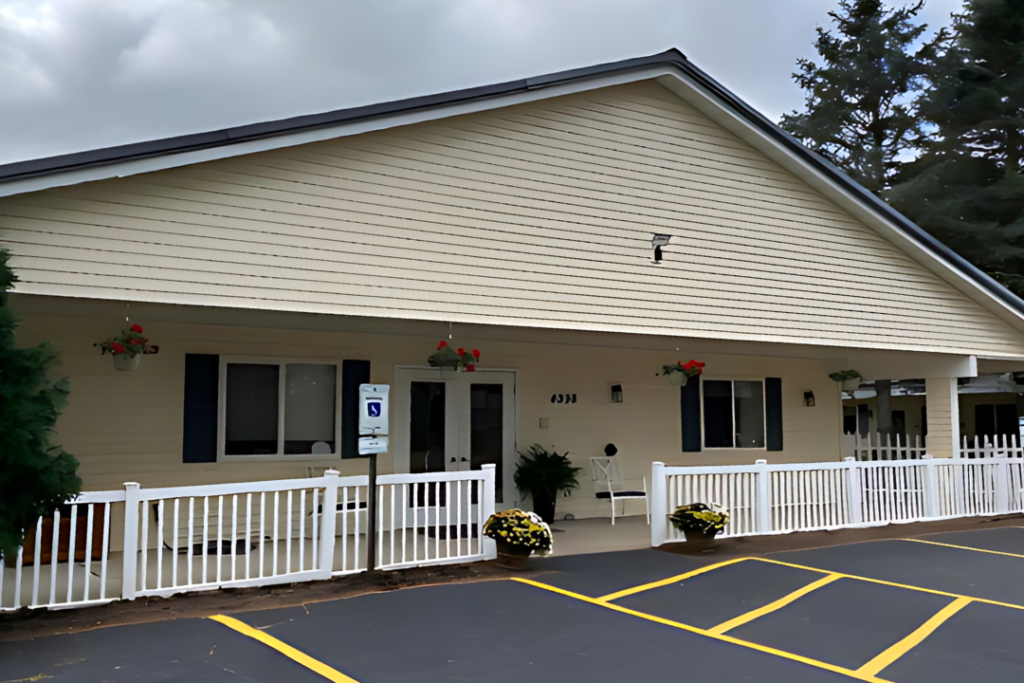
[15,312,842,523]
[3,81,1024,356]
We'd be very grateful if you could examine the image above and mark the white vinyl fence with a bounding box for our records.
[1,466,496,611]
[960,434,1024,459]
[841,432,927,461]
[651,456,1024,547]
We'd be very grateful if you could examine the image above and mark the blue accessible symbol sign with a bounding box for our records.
[367,401,382,418]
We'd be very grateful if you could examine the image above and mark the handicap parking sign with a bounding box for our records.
[368,401,382,418]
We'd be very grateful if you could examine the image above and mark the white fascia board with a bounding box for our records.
[654,73,1024,335]
[0,67,677,200]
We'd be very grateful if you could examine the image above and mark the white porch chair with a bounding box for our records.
[590,457,650,526]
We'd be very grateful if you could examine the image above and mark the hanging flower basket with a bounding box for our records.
[95,324,158,372]
[661,359,705,386]
[829,370,862,393]
[428,341,481,375]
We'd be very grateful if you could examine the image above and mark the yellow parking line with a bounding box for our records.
[708,573,844,635]
[208,614,361,683]
[904,537,1024,560]
[750,557,1024,612]
[512,577,893,683]
[857,597,972,678]
[598,557,751,602]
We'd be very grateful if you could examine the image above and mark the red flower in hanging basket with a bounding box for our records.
[95,324,157,359]
[682,360,706,376]
[428,341,482,371]
[661,358,705,379]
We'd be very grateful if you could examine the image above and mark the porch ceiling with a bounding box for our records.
[13,293,979,378]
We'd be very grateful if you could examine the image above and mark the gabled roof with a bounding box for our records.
[2,48,1023,326]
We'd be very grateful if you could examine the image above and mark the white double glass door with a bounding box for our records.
[393,368,516,513]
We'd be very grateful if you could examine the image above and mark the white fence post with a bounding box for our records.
[995,458,1011,514]
[754,459,772,534]
[922,455,940,519]
[481,464,497,560]
[650,462,667,547]
[121,482,141,601]
[318,470,339,578]
[844,458,862,526]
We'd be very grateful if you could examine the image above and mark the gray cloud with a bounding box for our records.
[0,0,964,164]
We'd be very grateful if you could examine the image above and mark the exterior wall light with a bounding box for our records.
[611,384,624,403]
[804,390,816,407]
[652,234,671,263]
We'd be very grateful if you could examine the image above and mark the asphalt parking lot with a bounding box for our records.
[3,527,1024,683]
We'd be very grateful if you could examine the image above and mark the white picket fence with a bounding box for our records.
[1,466,496,611]
[841,432,928,461]
[961,434,1024,458]
[651,456,1024,547]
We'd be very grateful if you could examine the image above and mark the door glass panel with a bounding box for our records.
[284,364,336,454]
[225,364,279,455]
[410,382,446,507]
[470,384,504,503]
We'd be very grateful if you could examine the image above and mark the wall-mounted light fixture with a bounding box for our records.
[652,234,671,263]
[611,384,624,403]
[804,390,816,407]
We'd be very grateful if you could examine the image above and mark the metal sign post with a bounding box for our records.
[358,385,390,571]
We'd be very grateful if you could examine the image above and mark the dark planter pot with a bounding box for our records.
[531,491,556,524]
[495,541,532,570]
[681,528,719,554]
[7,508,107,567]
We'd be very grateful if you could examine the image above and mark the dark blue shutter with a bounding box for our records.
[183,354,219,463]
[766,377,783,452]
[681,375,702,452]
[341,360,371,459]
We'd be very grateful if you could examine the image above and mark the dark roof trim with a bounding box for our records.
[0,50,681,185]
[2,47,1022,321]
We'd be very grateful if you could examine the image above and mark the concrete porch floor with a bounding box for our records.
[546,515,651,557]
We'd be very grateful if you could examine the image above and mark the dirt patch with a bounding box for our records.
[0,560,538,643]
[5,514,1023,643]
[657,513,1024,559]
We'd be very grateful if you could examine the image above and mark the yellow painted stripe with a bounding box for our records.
[208,614,361,683]
[749,557,1024,612]
[857,597,972,678]
[512,578,892,683]
[904,537,1024,560]
[598,557,751,602]
[708,573,844,635]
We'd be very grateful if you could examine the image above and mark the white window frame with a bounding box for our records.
[217,355,343,462]
[701,377,767,451]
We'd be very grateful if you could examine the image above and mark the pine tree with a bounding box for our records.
[888,0,1024,295]
[781,0,948,194]
[0,248,80,558]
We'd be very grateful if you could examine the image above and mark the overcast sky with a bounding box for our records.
[0,0,964,165]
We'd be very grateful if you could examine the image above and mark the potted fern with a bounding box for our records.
[513,444,582,524]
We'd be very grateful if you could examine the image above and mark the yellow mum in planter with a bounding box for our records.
[483,509,553,554]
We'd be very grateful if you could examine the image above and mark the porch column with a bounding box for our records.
[925,377,960,459]
[875,379,893,437]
